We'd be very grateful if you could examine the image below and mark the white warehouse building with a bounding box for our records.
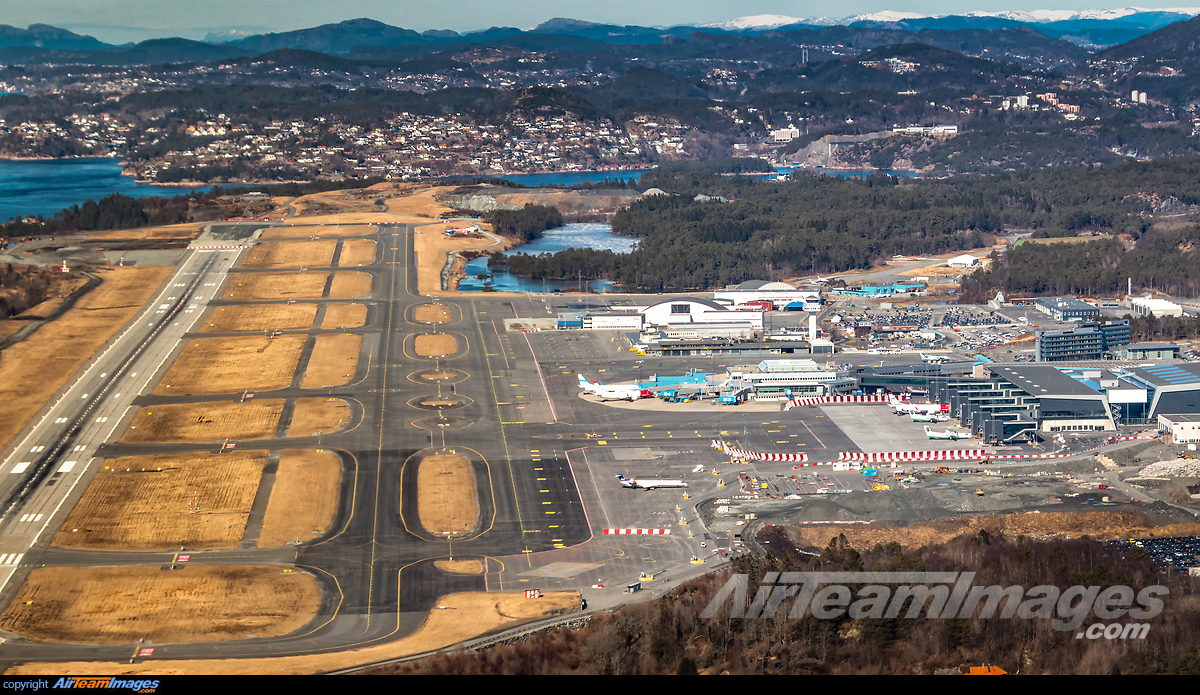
[639,298,764,331]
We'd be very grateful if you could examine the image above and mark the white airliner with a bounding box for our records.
[578,374,641,401]
[888,394,947,416]
[921,353,952,364]
[924,426,968,441]
[811,274,843,284]
[616,474,688,490]
[910,413,950,423]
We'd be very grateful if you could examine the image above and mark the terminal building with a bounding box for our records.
[853,361,1200,443]
[724,359,856,400]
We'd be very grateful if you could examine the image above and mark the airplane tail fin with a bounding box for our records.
[924,426,933,434]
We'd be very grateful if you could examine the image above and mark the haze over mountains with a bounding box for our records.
[0,7,1198,68]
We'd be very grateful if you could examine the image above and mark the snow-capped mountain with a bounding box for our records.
[704,7,1200,31]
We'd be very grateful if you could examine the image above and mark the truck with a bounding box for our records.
[718,393,746,405]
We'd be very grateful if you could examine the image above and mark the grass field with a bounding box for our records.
[0,266,172,453]
[322,303,367,329]
[223,272,329,301]
[257,449,342,547]
[289,397,352,436]
[241,240,337,269]
[328,272,373,299]
[155,335,305,395]
[260,224,376,239]
[199,304,317,333]
[53,451,267,551]
[414,304,451,324]
[0,565,320,644]
[6,590,581,675]
[300,334,361,389]
[434,559,485,574]
[338,239,377,267]
[414,334,457,357]
[122,400,284,443]
[416,454,477,536]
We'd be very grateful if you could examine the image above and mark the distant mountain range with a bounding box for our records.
[0,8,1196,68]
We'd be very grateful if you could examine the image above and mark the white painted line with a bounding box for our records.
[11,463,30,474]
[29,446,44,453]
[58,461,76,473]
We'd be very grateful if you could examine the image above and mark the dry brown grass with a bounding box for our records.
[414,334,457,357]
[223,272,329,301]
[155,335,305,395]
[121,400,284,443]
[53,452,267,551]
[241,240,337,269]
[414,304,451,324]
[289,397,351,436]
[301,334,361,388]
[257,449,342,547]
[328,272,373,299]
[435,559,485,574]
[790,511,1200,550]
[199,304,317,333]
[416,454,477,536]
[4,591,581,675]
[261,224,377,238]
[338,239,377,267]
[413,223,507,294]
[86,222,204,241]
[322,303,367,329]
[0,565,320,644]
[0,265,172,453]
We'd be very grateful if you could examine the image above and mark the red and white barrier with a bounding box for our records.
[602,528,671,535]
[991,452,1070,459]
[838,450,989,462]
[188,245,254,250]
[784,395,896,410]
[1108,435,1157,442]
[712,440,808,463]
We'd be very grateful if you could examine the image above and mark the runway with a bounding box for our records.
[0,220,887,668]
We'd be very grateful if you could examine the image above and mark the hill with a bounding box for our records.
[1079,15,1200,104]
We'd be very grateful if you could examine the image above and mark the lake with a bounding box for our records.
[0,158,234,222]
[457,222,637,293]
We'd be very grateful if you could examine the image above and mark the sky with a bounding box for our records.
[0,1,1191,43]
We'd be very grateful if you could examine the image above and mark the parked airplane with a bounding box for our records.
[811,274,843,284]
[924,426,968,441]
[921,353,952,364]
[910,413,950,423]
[616,474,688,490]
[578,374,641,401]
[888,394,947,416]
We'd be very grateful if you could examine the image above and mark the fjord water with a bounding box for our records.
[457,222,637,293]
[0,158,228,222]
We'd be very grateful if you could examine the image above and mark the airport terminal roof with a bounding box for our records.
[1124,363,1200,388]
[989,365,1105,398]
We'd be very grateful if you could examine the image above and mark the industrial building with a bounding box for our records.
[1035,296,1100,322]
[1035,321,1130,361]
[713,281,822,311]
[1109,343,1182,361]
[831,283,926,297]
[1130,297,1185,318]
[1158,414,1200,444]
